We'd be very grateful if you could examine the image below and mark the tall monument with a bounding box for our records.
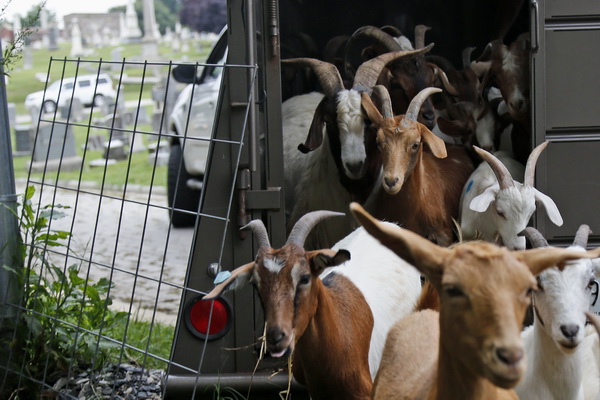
[124,0,142,42]
[142,0,160,59]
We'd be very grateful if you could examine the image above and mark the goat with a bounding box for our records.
[361,85,474,246]
[516,226,600,400]
[204,210,422,400]
[479,33,531,164]
[349,202,600,400]
[459,142,563,250]
[584,311,600,400]
[282,48,430,249]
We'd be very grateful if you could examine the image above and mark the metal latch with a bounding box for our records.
[237,169,282,232]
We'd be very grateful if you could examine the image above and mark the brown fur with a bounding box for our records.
[362,90,474,247]
[350,203,600,400]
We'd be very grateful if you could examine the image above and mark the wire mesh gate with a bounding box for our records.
[0,48,287,398]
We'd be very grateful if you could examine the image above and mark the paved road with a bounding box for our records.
[16,181,194,325]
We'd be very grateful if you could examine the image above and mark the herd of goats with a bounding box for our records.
[203,25,600,399]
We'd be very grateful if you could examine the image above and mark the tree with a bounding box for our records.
[179,0,226,33]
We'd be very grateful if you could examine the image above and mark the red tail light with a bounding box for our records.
[185,295,232,340]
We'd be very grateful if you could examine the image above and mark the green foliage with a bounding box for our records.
[212,384,248,400]
[2,185,128,396]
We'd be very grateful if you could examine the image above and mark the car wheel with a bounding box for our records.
[167,142,202,227]
[43,100,57,113]
[93,94,106,107]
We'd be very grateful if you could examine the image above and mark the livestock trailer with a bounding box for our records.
[165,0,600,397]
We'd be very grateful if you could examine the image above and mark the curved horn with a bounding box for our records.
[286,211,346,247]
[281,58,344,99]
[573,224,591,248]
[473,146,514,190]
[462,46,476,69]
[524,141,549,186]
[401,87,442,127]
[414,25,431,49]
[242,220,271,249]
[344,25,402,79]
[429,63,459,96]
[353,45,434,93]
[372,85,394,119]
[521,227,549,248]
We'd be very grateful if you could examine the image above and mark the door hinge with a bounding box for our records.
[237,169,282,232]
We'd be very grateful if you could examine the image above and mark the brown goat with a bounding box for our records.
[204,211,374,400]
[362,86,474,246]
[349,202,600,400]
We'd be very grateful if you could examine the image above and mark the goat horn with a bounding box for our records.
[462,46,476,69]
[286,211,346,247]
[524,141,549,187]
[353,45,434,93]
[401,87,442,127]
[371,85,394,119]
[242,220,271,249]
[429,63,459,96]
[281,58,344,99]
[573,224,591,248]
[414,25,431,49]
[344,25,402,79]
[473,146,514,190]
[521,227,549,248]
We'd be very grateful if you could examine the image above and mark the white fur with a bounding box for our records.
[459,151,563,250]
[321,223,422,379]
[516,246,600,400]
[282,91,371,249]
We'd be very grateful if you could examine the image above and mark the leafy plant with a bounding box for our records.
[1,185,128,398]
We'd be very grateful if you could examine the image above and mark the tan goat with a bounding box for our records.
[361,85,474,246]
[349,202,600,400]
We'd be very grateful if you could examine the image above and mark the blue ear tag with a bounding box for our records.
[214,270,232,285]
[466,180,474,194]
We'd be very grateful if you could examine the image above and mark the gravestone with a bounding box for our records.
[124,0,142,42]
[30,122,82,172]
[59,97,84,121]
[70,19,84,57]
[142,0,160,60]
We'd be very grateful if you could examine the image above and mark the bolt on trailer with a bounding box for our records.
[166,0,600,396]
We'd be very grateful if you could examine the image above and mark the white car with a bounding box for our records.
[25,74,117,114]
[167,28,227,227]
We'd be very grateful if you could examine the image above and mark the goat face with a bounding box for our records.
[489,38,530,121]
[439,245,535,388]
[252,244,350,358]
[335,90,370,179]
[533,252,596,353]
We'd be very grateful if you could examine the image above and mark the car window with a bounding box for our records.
[78,80,91,88]
[63,82,74,90]
[200,31,227,83]
[98,78,108,85]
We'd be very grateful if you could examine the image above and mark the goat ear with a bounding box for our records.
[515,247,600,276]
[469,185,498,212]
[308,249,351,276]
[436,116,465,138]
[349,202,448,283]
[360,92,383,126]
[299,98,328,153]
[534,189,564,227]
[420,125,447,158]
[203,262,255,300]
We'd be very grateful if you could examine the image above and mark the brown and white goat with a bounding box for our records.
[204,210,422,400]
[349,202,600,400]
[361,86,474,246]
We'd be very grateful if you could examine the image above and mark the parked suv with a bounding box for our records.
[167,28,227,227]
[25,73,117,114]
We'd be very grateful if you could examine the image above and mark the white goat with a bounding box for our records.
[282,48,430,249]
[459,141,563,250]
[516,226,600,400]
[349,202,600,400]
[204,210,421,400]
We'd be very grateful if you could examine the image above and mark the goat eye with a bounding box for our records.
[588,278,597,290]
[411,142,420,151]
[536,276,544,292]
[445,286,466,298]
[299,274,311,286]
[496,209,506,219]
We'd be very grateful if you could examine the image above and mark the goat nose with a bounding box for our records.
[345,161,364,175]
[496,347,524,366]
[267,326,286,345]
[560,324,580,340]
[384,177,399,188]
[422,109,435,122]
[509,99,525,112]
